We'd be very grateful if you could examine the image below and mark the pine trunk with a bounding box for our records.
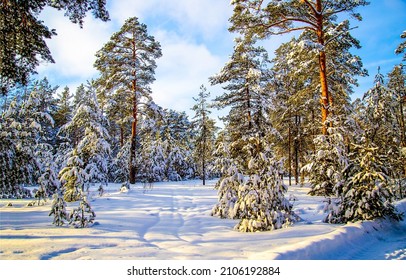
[316,0,330,135]
[129,37,138,184]
[129,82,138,184]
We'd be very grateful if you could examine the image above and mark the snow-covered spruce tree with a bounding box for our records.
[59,82,111,196]
[325,141,403,223]
[94,16,162,184]
[49,191,68,226]
[211,163,245,219]
[232,137,296,232]
[357,69,405,198]
[302,121,350,197]
[211,132,243,218]
[158,109,195,181]
[37,145,61,196]
[69,195,96,228]
[59,149,85,202]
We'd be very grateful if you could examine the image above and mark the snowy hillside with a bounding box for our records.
[1,180,405,260]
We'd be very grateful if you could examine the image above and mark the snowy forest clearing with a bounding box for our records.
[1,179,405,260]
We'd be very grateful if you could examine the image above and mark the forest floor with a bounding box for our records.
[0,179,405,260]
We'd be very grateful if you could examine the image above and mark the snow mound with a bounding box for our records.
[258,199,406,260]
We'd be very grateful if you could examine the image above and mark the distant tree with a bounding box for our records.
[54,86,72,134]
[191,85,217,185]
[0,0,109,95]
[139,133,166,183]
[94,17,162,184]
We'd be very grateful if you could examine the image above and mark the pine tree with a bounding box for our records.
[355,68,406,199]
[94,17,162,184]
[210,36,273,174]
[210,36,272,141]
[0,0,109,95]
[54,86,72,131]
[59,82,111,194]
[191,85,217,185]
[230,0,369,134]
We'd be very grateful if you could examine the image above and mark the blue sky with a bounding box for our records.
[37,0,406,118]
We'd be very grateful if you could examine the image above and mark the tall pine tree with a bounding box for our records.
[94,17,162,184]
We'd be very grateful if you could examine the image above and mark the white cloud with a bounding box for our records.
[37,7,113,82]
[151,30,225,114]
[108,0,232,40]
[35,0,233,121]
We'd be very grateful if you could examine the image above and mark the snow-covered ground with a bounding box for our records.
[0,179,405,260]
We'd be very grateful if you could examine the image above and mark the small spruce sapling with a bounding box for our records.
[233,137,297,232]
[69,195,96,228]
[49,192,68,226]
[325,141,403,223]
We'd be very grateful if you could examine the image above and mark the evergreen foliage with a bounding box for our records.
[212,137,296,232]
[302,124,350,196]
[325,141,402,223]
[395,31,406,61]
[229,0,369,134]
[0,79,57,198]
[59,149,85,202]
[0,0,109,95]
